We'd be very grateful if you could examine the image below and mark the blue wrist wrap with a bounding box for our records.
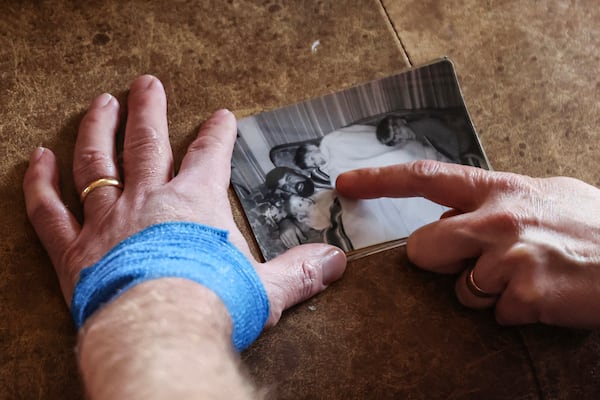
[71,222,269,352]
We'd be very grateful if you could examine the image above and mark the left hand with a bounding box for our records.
[336,160,600,328]
[23,75,346,328]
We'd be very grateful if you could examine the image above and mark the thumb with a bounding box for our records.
[256,244,346,328]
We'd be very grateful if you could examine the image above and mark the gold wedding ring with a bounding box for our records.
[466,266,496,298]
[80,177,123,203]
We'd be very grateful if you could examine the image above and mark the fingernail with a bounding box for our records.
[92,93,113,108]
[321,248,346,285]
[133,74,159,89]
[30,146,45,163]
[212,108,231,118]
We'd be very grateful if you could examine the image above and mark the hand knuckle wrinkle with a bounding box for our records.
[490,208,524,237]
[79,149,112,166]
[493,173,529,194]
[127,126,163,154]
[74,149,114,177]
[409,159,440,181]
[130,125,160,142]
[299,260,319,297]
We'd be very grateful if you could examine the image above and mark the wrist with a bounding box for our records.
[78,278,256,399]
[79,278,233,342]
[72,222,269,351]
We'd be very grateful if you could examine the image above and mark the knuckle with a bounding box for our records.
[486,207,524,238]
[504,244,539,270]
[491,172,531,194]
[125,126,164,155]
[74,148,114,177]
[408,159,441,182]
[129,125,161,144]
[299,260,321,298]
[513,278,544,306]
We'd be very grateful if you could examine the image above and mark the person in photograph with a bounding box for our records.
[262,167,324,249]
[283,192,353,252]
[283,123,448,251]
[376,115,461,162]
[265,166,315,197]
[284,192,338,231]
[247,200,293,260]
[252,201,287,228]
[293,142,333,189]
[296,123,453,186]
[263,165,353,251]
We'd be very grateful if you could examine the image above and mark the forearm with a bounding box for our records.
[77,278,260,400]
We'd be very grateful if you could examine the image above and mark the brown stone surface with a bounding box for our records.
[244,250,536,399]
[384,0,600,398]
[2,0,595,398]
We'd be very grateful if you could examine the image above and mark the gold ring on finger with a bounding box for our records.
[466,266,497,298]
[80,177,123,203]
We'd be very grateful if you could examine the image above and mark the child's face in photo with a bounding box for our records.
[266,204,286,223]
[288,195,314,216]
[303,144,327,168]
[384,118,417,146]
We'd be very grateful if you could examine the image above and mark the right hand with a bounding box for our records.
[336,160,600,328]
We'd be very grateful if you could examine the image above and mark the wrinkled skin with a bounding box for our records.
[337,160,600,328]
[23,75,347,329]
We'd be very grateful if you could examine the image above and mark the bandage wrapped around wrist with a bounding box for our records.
[71,222,269,351]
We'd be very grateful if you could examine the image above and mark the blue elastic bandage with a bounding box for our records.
[71,222,269,351]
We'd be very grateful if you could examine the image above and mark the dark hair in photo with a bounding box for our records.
[265,167,298,189]
[294,144,313,169]
[376,115,399,146]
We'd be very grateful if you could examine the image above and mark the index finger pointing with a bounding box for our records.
[335,160,492,211]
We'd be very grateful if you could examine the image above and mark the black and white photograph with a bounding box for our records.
[231,59,490,261]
